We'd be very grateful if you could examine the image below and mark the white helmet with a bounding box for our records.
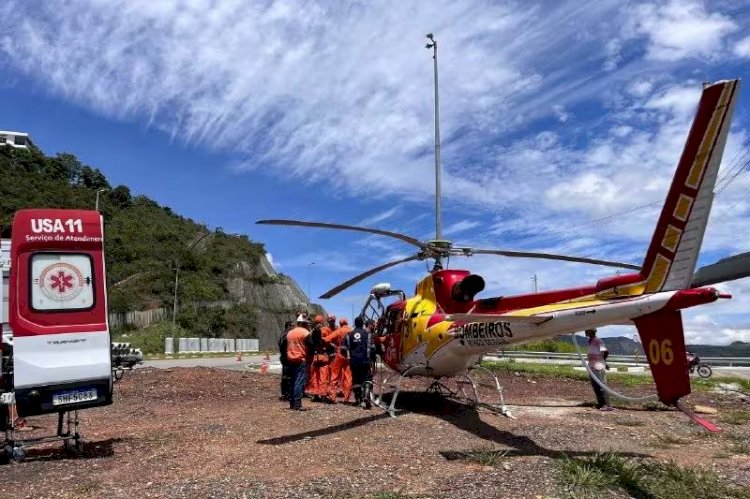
[296,314,309,323]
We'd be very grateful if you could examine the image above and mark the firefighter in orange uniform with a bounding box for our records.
[305,315,330,400]
[283,315,314,410]
[326,317,353,402]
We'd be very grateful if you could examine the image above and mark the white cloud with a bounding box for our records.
[265,252,277,269]
[444,219,481,236]
[603,38,622,71]
[358,206,401,227]
[627,0,737,61]
[552,104,570,123]
[734,35,750,58]
[2,1,749,344]
[627,79,654,98]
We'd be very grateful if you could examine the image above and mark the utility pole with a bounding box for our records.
[307,262,315,300]
[426,33,442,241]
[173,232,210,328]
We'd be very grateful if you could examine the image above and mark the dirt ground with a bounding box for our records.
[2,367,749,498]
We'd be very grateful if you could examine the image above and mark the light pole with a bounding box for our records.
[425,33,442,241]
[95,188,108,211]
[307,262,315,300]
[172,232,210,328]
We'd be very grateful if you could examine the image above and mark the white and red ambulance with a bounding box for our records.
[1,209,112,455]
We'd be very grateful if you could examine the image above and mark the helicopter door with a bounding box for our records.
[10,209,112,417]
[381,305,404,367]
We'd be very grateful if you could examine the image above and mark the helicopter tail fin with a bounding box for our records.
[633,310,691,406]
[640,79,740,294]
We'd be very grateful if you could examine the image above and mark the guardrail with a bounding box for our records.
[488,351,750,367]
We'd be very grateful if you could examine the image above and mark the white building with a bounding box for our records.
[0,131,31,149]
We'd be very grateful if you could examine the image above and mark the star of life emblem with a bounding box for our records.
[39,262,84,302]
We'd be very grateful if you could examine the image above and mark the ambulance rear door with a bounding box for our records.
[10,209,112,416]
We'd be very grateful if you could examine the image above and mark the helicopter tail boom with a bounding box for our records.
[639,79,740,294]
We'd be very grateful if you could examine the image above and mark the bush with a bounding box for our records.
[112,322,187,355]
[510,339,576,353]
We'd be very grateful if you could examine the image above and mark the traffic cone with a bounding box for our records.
[259,352,270,374]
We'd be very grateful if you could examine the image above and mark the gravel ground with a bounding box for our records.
[2,367,748,498]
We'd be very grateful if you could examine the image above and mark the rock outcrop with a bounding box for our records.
[227,254,326,349]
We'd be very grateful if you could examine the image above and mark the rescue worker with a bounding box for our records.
[305,315,330,400]
[278,320,294,401]
[326,317,353,402]
[285,315,314,410]
[344,316,376,409]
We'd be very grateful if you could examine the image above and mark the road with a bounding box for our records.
[140,354,277,371]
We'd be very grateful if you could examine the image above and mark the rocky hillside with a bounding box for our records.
[0,142,321,349]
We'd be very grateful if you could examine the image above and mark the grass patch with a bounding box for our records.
[557,452,750,499]
[721,410,750,426]
[450,446,509,467]
[725,433,750,455]
[692,376,750,393]
[484,360,750,394]
[482,360,653,387]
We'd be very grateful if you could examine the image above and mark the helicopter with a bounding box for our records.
[258,78,740,427]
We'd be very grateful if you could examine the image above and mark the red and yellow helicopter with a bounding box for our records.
[259,79,740,424]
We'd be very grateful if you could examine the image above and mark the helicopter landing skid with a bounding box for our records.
[456,366,514,419]
[371,365,424,418]
[371,365,514,419]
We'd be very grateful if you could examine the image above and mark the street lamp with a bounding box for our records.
[307,262,315,300]
[95,188,108,212]
[425,33,442,241]
[172,232,210,328]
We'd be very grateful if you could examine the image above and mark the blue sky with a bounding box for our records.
[2,0,750,344]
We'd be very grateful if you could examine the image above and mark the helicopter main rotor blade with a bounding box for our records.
[464,248,640,270]
[319,254,422,299]
[256,219,428,249]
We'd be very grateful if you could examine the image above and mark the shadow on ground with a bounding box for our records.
[1,437,125,464]
[256,390,652,460]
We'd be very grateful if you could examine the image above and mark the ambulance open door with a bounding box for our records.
[9,209,112,417]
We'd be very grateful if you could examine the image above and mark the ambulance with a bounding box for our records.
[1,209,112,458]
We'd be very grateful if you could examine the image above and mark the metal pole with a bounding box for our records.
[532,274,538,293]
[426,34,442,241]
[95,188,107,211]
[172,265,179,327]
[172,232,208,329]
[307,262,315,299]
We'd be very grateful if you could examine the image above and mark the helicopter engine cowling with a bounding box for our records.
[431,270,485,313]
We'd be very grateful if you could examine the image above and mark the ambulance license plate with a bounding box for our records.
[52,388,98,406]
